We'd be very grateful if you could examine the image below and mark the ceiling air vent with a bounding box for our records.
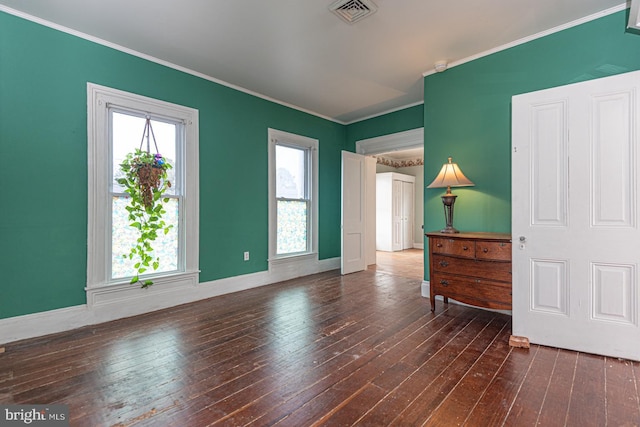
[329,0,378,24]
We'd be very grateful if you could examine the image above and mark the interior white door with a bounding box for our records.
[392,179,403,251]
[402,181,414,249]
[364,156,377,266]
[512,70,640,361]
[341,151,366,275]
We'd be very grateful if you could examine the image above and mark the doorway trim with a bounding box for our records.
[354,127,425,284]
[355,127,424,155]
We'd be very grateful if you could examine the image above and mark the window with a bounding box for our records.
[268,129,318,262]
[87,83,199,293]
[110,112,180,279]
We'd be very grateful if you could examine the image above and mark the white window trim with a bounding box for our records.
[87,83,199,303]
[268,128,319,267]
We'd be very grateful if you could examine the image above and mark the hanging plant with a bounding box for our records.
[116,118,173,288]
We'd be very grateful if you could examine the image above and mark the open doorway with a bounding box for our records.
[355,129,424,280]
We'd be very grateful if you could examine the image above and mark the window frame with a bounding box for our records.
[87,83,199,294]
[109,108,183,280]
[268,128,319,264]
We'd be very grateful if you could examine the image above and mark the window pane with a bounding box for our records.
[112,112,177,196]
[111,196,179,279]
[277,200,308,254]
[276,145,306,199]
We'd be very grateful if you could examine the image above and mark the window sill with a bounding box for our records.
[267,252,320,280]
[269,252,318,265]
[85,270,200,307]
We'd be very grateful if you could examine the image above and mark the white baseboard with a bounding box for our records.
[413,243,424,250]
[0,257,341,345]
[421,280,430,297]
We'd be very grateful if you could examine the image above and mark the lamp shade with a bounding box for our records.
[427,157,474,189]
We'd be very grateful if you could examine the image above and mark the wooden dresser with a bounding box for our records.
[426,232,512,312]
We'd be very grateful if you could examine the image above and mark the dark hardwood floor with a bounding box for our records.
[1,252,639,426]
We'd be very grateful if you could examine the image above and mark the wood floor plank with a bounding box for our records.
[565,352,607,427]
[535,349,577,427]
[463,345,534,426]
[407,318,512,426]
[501,345,559,426]
[1,253,639,426]
[358,313,504,426]
[604,357,640,426]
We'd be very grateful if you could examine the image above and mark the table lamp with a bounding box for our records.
[427,157,474,233]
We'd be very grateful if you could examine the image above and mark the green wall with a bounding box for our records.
[346,103,423,146]
[423,9,640,276]
[0,12,347,319]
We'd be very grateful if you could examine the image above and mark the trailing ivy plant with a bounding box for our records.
[117,149,173,288]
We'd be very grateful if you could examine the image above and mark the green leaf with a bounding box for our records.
[130,276,139,284]
[142,280,153,288]
[153,261,159,270]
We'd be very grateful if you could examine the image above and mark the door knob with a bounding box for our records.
[519,236,526,242]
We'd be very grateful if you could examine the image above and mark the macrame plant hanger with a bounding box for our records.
[137,116,163,208]
[139,116,160,155]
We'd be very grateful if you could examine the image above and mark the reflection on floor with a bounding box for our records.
[370,248,423,281]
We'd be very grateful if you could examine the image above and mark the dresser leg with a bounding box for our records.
[430,299,435,311]
[444,296,449,304]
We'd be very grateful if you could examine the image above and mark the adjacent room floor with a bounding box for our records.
[370,249,423,280]
[1,250,638,426]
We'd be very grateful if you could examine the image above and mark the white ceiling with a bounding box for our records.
[0,0,625,123]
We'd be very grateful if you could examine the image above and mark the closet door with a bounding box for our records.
[401,181,414,250]
[392,179,403,251]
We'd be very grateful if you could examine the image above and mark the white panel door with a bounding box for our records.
[364,156,377,266]
[402,181,414,249]
[512,70,640,361]
[341,151,366,275]
[392,179,403,251]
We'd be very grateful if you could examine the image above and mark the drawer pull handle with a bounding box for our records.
[440,280,449,287]
[436,243,443,248]
[439,260,449,267]
[462,246,469,251]
[482,248,489,253]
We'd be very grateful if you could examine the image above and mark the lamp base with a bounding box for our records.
[439,225,460,234]
[440,193,460,233]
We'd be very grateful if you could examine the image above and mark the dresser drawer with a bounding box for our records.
[432,273,512,310]
[476,241,511,261]
[431,237,475,259]
[431,254,512,282]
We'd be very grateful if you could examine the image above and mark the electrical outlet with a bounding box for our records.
[243,251,250,261]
